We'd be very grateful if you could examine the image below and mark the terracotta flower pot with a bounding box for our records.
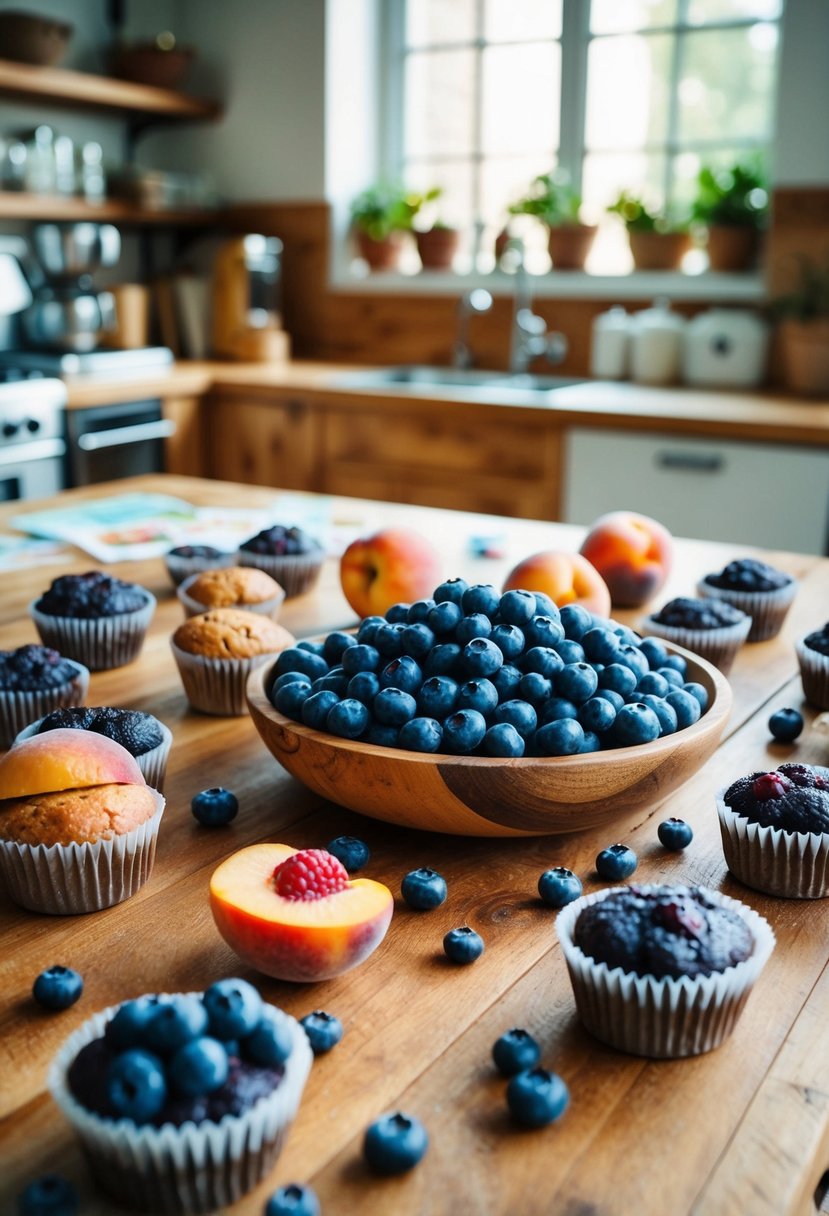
[705,226,761,273]
[355,231,406,272]
[629,230,690,272]
[416,227,460,271]
[547,224,597,271]
[778,318,829,396]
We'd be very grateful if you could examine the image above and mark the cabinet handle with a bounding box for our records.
[77,419,176,451]
[655,451,724,474]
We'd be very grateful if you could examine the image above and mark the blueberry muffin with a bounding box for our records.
[171,609,295,716]
[0,643,89,750]
[795,621,829,709]
[164,544,231,588]
[48,981,312,1214]
[177,566,285,620]
[18,706,172,790]
[556,882,774,1058]
[717,762,829,898]
[698,558,797,642]
[640,596,751,674]
[237,524,324,598]
[30,571,156,671]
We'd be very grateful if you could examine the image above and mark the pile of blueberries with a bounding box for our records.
[271,578,709,757]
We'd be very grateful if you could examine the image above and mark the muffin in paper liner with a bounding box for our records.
[795,634,829,709]
[0,787,165,915]
[14,717,173,792]
[30,590,157,672]
[556,884,775,1059]
[716,787,829,899]
[0,658,89,751]
[639,611,751,675]
[170,641,277,716]
[236,547,324,599]
[177,572,286,621]
[48,997,313,1215]
[697,576,798,643]
[164,548,233,588]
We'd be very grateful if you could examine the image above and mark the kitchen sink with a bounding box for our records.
[327,365,585,395]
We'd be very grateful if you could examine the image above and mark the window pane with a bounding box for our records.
[407,159,473,232]
[485,0,561,42]
[678,26,779,143]
[482,43,560,155]
[585,34,673,150]
[482,155,558,269]
[687,0,782,24]
[405,49,475,159]
[406,0,476,47]
[591,0,679,34]
[582,150,668,218]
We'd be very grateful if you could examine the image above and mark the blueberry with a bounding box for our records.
[107,1049,167,1121]
[535,718,584,756]
[613,702,661,746]
[374,621,406,656]
[579,730,602,753]
[273,669,311,693]
[417,674,459,719]
[191,787,239,827]
[581,627,621,665]
[364,723,400,748]
[169,1036,229,1096]
[518,671,553,707]
[616,643,650,681]
[32,965,83,1012]
[300,1010,343,1054]
[493,698,538,738]
[636,671,670,699]
[144,994,208,1053]
[297,639,325,656]
[595,687,625,712]
[662,653,688,677]
[301,689,341,730]
[385,602,411,624]
[243,1007,294,1067]
[537,867,583,908]
[492,1028,541,1076]
[427,599,463,636]
[275,647,328,681]
[657,817,694,850]
[104,995,164,1049]
[203,977,262,1039]
[595,843,638,881]
[401,867,447,910]
[322,630,357,665]
[638,693,678,737]
[374,687,417,727]
[520,645,564,679]
[363,1111,429,1175]
[483,722,525,756]
[400,622,436,659]
[265,1183,321,1216]
[492,663,522,700]
[524,615,565,648]
[599,663,638,697]
[553,638,585,665]
[326,697,370,739]
[443,925,484,964]
[556,662,599,704]
[768,707,804,742]
[443,708,487,754]
[379,655,423,694]
[657,665,684,688]
[434,577,469,606]
[683,681,709,712]
[455,612,493,644]
[398,716,443,752]
[313,666,349,696]
[456,677,499,716]
[326,835,370,872]
[491,622,526,660]
[665,688,701,730]
[531,591,560,617]
[507,1068,569,1128]
[639,636,669,667]
[539,696,578,724]
[559,603,593,640]
[341,643,380,676]
[407,598,437,624]
[347,670,380,704]
[16,1174,78,1216]
[462,636,504,678]
[356,616,385,645]
[499,589,537,627]
[462,583,500,616]
[422,641,462,677]
[577,696,616,735]
[274,679,312,721]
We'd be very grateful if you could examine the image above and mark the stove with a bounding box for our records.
[0,347,174,377]
[0,369,67,501]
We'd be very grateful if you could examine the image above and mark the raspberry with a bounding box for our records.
[752,772,791,801]
[272,849,349,900]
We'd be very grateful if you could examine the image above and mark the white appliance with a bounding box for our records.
[683,309,769,388]
[629,299,686,386]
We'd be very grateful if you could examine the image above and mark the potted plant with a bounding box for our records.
[415,218,460,271]
[508,170,596,270]
[607,190,690,271]
[690,161,769,273]
[349,183,439,271]
[771,255,829,395]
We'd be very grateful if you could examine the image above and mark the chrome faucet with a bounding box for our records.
[508,239,568,374]
[452,288,493,369]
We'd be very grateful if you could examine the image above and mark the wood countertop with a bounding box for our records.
[1,475,828,1216]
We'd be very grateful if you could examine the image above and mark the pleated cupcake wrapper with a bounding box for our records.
[176,574,286,621]
[0,660,89,750]
[164,552,234,588]
[716,790,829,899]
[171,642,276,716]
[696,577,798,643]
[236,549,324,599]
[640,613,752,675]
[30,592,157,672]
[795,636,829,710]
[48,998,313,1215]
[14,719,173,792]
[0,788,165,915]
[556,884,775,1059]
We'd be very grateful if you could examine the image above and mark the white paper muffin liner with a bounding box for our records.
[30,590,157,672]
[14,718,173,791]
[640,611,752,675]
[795,634,829,710]
[48,996,313,1214]
[236,548,324,599]
[716,787,829,899]
[164,550,234,588]
[170,641,277,716]
[0,787,165,915]
[177,573,286,621]
[0,659,89,750]
[696,577,798,643]
[556,884,775,1058]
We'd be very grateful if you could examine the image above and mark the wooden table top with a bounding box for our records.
[1,475,827,1216]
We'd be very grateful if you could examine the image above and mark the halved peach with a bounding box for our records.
[0,728,145,799]
[210,843,394,982]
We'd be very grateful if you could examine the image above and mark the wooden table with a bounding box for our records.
[1,475,827,1216]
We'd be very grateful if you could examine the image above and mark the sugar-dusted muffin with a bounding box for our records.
[237,524,324,598]
[640,596,751,674]
[0,643,89,750]
[795,621,829,709]
[717,762,829,898]
[556,882,774,1058]
[697,557,797,642]
[30,570,156,671]
[49,980,313,1214]
[177,565,285,620]
[171,608,295,716]
[16,706,172,791]
[164,544,232,588]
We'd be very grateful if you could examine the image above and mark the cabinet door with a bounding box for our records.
[163,396,205,477]
[563,428,829,554]
[209,394,319,490]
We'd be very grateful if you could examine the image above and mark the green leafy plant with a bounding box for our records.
[771,255,829,321]
[607,190,687,234]
[349,183,441,241]
[690,161,769,229]
[508,169,583,227]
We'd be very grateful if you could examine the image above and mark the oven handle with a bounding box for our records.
[0,437,66,467]
[76,419,176,451]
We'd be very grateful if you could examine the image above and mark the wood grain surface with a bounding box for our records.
[0,475,827,1216]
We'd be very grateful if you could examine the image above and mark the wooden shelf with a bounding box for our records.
[0,57,221,121]
[0,192,223,226]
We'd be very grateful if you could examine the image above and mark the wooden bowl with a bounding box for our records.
[0,10,73,66]
[247,642,732,838]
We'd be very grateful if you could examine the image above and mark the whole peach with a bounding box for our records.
[503,551,611,617]
[0,728,145,799]
[340,528,441,619]
[579,511,673,608]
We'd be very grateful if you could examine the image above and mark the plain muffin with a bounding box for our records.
[173,609,293,659]
[184,566,283,609]
[0,782,158,847]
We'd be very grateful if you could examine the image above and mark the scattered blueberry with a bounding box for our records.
[768,707,804,743]
[537,867,583,908]
[363,1111,429,1175]
[506,1067,569,1128]
[300,1010,343,1055]
[191,787,239,827]
[32,966,83,1012]
[657,817,694,850]
[16,1174,78,1216]
[443,926,485,964]
[107,1049,168,1121]
[595,843,638,881]
[401,867,447,910]
[326,835,370,872]
[265,1183,321,1216]
[492,1028,541,1076]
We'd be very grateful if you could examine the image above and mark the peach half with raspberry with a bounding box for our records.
[209,844,393,982]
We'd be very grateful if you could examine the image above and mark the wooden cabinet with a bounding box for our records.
[208,392,320,491]
[162,395,206,478]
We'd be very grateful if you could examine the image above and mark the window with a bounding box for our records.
[383,0,783,273]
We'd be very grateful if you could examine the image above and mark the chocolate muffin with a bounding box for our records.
[0,644,89,750]
[30,572,156,671]
[0,644,79,691]
[36,571,149,619]
[23,706,172,790]
[237,524,324,598]
[640,596,751,675]
[698,558,797,642]
[796,621,829,709]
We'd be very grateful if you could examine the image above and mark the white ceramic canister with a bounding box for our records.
[629,298,687,386]
[683,308,770,388]
[590,306,631,379]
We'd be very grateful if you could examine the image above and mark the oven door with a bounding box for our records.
[0,438,66,501]
[66,400,175,487]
